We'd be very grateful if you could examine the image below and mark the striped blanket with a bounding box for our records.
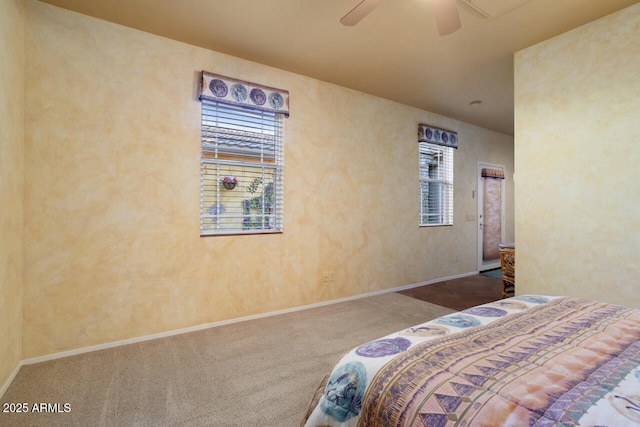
[302,296,640,426]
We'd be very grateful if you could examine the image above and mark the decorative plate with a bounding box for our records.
[268,92,284,109]
[209,79,228,98]
[231,83,248,102]
[250,88,266,105]
[425,128,433,139]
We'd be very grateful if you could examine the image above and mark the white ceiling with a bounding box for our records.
[38,0,639,135]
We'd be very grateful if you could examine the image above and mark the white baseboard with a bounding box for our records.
[6,271,478,392]
[0,360,23,399]
[391,271,479,293]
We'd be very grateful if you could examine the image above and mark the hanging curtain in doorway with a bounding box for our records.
[482,168,504,261]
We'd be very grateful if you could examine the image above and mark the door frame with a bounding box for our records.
[477,162,505,272]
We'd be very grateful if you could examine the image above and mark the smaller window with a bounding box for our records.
[419,143,453,225]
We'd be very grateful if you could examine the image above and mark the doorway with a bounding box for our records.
[477,163,505,272]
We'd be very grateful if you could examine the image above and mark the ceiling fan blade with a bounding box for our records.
[432,0,462,36]
[340,0,386,26]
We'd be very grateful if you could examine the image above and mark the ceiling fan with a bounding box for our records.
[340,0,462,36]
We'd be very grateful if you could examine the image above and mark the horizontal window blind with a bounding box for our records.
[419,142,454,226]
[200,100,284,235]
[202,102,278,161]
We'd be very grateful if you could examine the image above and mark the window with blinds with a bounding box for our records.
[419,142,454,226]
[200,101,284,235]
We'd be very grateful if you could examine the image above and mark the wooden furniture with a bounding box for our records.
[499,243,515,298]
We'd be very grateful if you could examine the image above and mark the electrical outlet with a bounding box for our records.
[323,271,335,283]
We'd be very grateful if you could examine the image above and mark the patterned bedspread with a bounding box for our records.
[302,295,640,426]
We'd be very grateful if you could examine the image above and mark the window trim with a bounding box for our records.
[198,71,289,237]
[199,100,284,236]
[419,142,454,227]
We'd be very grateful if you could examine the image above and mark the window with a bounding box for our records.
[199,72,288,235]
[418,124,457,226]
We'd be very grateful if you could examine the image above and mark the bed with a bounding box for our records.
[301,295,640,426]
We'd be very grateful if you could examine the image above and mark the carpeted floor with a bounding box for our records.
[0,293,454,427]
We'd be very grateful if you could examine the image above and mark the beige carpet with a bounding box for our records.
[0,292,454,427]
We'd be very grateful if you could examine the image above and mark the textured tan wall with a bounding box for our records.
[23,1,513,358]
[514,4,640,307]
[0,0,25,390]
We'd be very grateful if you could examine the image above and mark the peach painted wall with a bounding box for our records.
[514,4,640,307]
[23,1,513,358]
[0,0,25,391]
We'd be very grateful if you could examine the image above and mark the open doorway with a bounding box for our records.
[478,163,505,271]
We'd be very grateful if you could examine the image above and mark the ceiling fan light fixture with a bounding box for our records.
[340,0,462,36]
[432,0,462,36]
